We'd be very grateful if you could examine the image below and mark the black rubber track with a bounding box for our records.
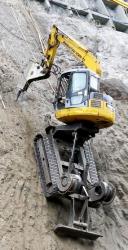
[34,133,60,198]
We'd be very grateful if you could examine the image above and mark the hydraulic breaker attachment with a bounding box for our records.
[34,123,116,239]
[17,62,50,100]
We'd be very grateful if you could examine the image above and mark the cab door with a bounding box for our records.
[65,72,88,108]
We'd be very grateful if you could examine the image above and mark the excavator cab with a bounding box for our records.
[55,69,99,109]
[54,69,115,129]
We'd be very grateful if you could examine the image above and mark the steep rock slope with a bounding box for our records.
[0,0,128,250]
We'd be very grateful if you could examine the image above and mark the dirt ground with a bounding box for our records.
[0,0,128,249]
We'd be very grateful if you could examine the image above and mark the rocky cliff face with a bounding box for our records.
[0,1,128,250]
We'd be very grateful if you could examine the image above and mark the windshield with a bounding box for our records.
[71,73,87,93]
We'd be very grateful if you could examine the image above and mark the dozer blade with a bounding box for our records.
[54,224,102,240]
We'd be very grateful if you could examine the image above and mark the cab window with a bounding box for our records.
[71,73,87,93]
[90,75,99,91]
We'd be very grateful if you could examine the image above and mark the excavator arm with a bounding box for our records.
[43,25,101,76]
[109,0,128,8]
[17,25,101,98]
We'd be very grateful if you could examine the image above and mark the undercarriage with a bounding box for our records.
[34,123,116,240]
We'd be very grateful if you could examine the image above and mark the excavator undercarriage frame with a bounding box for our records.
[34,123,116,240]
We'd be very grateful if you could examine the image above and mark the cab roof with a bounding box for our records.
[61,68,99,78]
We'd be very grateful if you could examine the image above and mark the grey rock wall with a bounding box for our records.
[49,0,128,32]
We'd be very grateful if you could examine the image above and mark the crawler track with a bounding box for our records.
[34,133,60,198]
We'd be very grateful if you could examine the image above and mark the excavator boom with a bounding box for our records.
[44,25,101,76]
[109,0,128,8]
[17,25,101,98]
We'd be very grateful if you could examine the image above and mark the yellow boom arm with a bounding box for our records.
[43,25,101,76]
[109,0,128,8]
[17,25,101,98]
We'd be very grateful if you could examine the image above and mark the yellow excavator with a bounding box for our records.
[18,25,116,240]
[18,25,115,129]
